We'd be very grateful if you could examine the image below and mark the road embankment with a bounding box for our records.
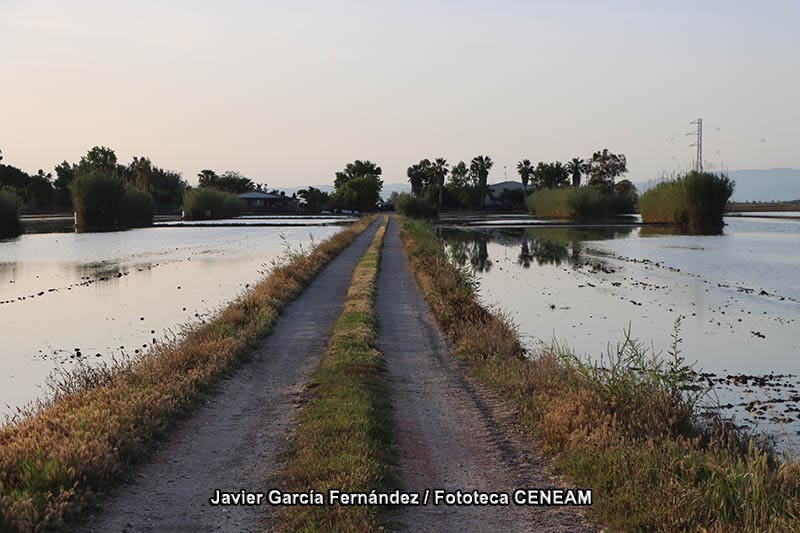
[398,217,800,532]
[276,216,392,531]
[0,216,377,532]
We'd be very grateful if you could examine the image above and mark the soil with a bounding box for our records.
[75,221,381,532]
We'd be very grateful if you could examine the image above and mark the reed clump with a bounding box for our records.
[395,193,438,219]
[277,218,393,532]
[399,217,800,532]
[181,188,244,220]
[639,171,734,228]
[70,172,155,230]
[0,217,375,531]
[527,185,634,218]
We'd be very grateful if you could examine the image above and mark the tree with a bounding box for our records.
[588,149,627,187]
[26,170,54,207]
[566,157,589,187]
[532,161,570,189]
[54,161,75,208]
[432,158,449,206]
[297,186,330,212]
[333,160,383,211]
[615,179,637,198]
[334,160,382,189]
[470,155,493,209]
[198,170,255,194]
[516,159,534,194]
[333,175,382,211]
[407,159,434,197]
[75,146,118,176]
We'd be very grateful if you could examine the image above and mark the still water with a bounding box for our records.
[0,222,342,417]
[438,216,800,449]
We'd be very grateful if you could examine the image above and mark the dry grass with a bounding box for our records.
[0,216,376,532]
[399,217,800,532]
[276,217,393,532]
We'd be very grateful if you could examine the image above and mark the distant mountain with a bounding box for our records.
[634,168,800,202]
[725,169,800,202]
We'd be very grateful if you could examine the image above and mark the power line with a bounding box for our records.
[687,118,703,172]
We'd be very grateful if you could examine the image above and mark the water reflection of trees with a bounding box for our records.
[439,225,635,271]
[443,232,493,273]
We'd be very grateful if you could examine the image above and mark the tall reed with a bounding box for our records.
[639,171,734,228]
[182,188,244,220]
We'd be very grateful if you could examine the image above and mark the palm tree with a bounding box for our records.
[516,159,534,194]
[566,157,589,187]
[470,155,493,209]
[433,158,449,206]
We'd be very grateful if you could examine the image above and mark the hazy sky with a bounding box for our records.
[2,1,798,187]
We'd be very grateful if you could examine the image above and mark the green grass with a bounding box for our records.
[639,171,734,228]
[276,217,393,532]
[399,217,800,532]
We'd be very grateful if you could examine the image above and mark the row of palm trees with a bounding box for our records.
[409,154,601,209]
[516,157,590,193]
[407,155,495,209]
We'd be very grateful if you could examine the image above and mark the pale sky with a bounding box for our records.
[2,0,798,187]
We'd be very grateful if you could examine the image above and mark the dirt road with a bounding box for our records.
[376,217,595,532]
[78,221,381,532]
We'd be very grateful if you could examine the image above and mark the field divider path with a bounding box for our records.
[275,216,391,531]
[377,216,594,532]
[70,218,382,532]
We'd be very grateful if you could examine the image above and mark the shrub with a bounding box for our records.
[71,172,154,229]
[120,187,154,227]
[182,187,244,220]
[639,171,734,228]
[395,193,438,219]
[70,172,127,229]
[0,188,22,238]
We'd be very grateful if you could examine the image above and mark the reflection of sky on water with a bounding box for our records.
[0,224,341,417]
[438,217,800,450]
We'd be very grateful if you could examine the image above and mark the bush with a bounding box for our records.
[640,172,734,228]
[0,188,22,238]
[527,185,632,218]
[182,187,244,220]
[395,193,438,218]
[71,172,154,229]
[120,187,154,227]
[71,172,126,229]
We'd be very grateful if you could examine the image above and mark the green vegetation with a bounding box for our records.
[332,160,383,211]
[0,147,187,213]
[278,218,392,531]
[640,171,735,228]
[399,217,800,532]
[526,185,636,218]
[0,217,376,531]
[395,193,438,219]
[182,187,244,220]
[0,188,22,238]
[71,171,155,230]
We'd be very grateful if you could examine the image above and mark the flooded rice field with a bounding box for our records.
[438,216,800,450]
[0,220,344,418]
